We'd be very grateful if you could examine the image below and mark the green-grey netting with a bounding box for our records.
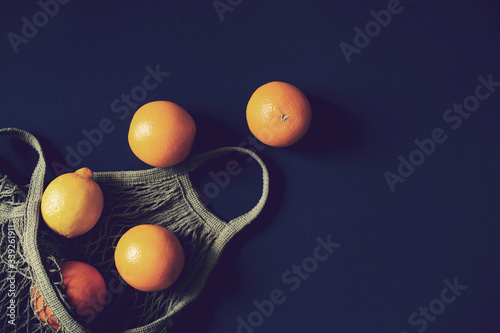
[0,128,269,333]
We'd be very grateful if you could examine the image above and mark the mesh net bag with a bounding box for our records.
[0,128,269,333]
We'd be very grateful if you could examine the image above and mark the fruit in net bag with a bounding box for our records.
[41,167,104,238]
[114,224,185,292]
[33,261,107,329]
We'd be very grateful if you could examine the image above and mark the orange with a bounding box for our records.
[33,261,107,329]
[41,167,104,238]
[128,101,196,168]
[114,224,185,292]
[246,81,312,147]
[33,287,59,330]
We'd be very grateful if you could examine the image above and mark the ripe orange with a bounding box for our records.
[33,261,107,329]
[246,81,312,147]
[114,224,185,292]
[128,101,196,168]
[33,287,59,330]
[41,167,104,238]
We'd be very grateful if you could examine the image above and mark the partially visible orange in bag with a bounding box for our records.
[33,261,107,329]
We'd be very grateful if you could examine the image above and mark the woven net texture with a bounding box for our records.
[0,170,218,333]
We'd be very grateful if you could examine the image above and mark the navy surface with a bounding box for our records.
[1,1,500,332]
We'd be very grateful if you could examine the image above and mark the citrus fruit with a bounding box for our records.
[246,81,312,147]
[114,224,185,292]
[128,101,196,168]
[33,287,59,330]
[33,261,107,329]
[41,167,104,238]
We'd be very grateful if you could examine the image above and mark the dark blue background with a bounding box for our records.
[1,1,500,332]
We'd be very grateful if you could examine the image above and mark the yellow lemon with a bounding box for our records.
[41,167,104,238]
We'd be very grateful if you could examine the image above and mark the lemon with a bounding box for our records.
[41,167,104,238]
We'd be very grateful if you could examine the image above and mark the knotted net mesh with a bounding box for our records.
[1,169,219,333]
[0,128,269,333]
